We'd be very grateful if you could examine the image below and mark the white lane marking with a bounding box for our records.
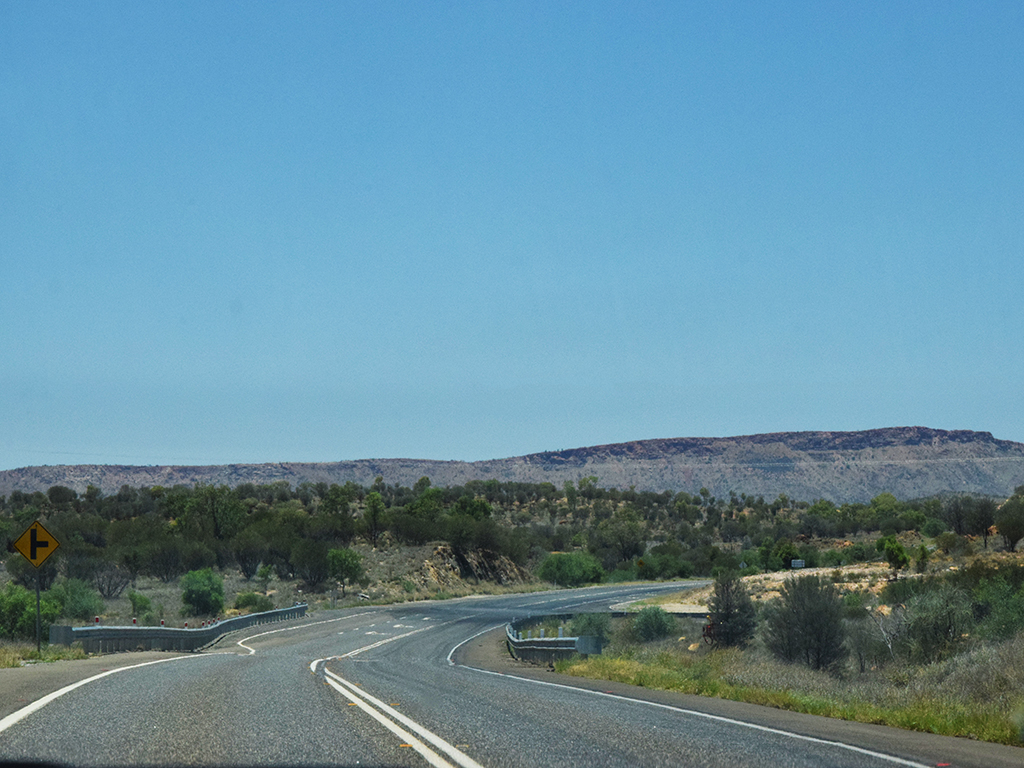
[236,610,374,654]
[311,621,483,768]
[454,661,930,768]
[308,624,439,676]
[321,667,484,768]
[323,675,456,768]
[342,624,435,658]
[446,623,506,666]
[0,654,228,734]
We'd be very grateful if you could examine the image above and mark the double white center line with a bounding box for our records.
[310,625,484,768]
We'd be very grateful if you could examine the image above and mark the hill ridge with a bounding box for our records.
[2,427,1022,503]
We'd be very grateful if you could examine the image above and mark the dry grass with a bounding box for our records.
[557,630,1024,745]
[0,641,88,668]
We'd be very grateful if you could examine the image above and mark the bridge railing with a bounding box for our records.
[49,603,308,653]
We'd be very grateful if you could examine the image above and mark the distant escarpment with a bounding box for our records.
[2,427,1022,503]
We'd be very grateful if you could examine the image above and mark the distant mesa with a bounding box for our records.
[1,427,1022,504]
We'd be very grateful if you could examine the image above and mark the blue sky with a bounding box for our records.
[2,2,1022,471]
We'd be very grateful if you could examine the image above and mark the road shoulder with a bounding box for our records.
[0,652,189,721]
[454,626,1024,768]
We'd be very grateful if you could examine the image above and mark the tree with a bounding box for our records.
[452,495,492,520]
[92,558,132,598]
[996,495,1024,552]
[876,535,910,580]
[5,551,60,591]
[290,539,331,591]
[327,548,364,596]
[762,575,847,672]
[967,498,997,549]
[943,495,973,536]
[256,564,273,595]
[180,568,224,616]
[321,483,354,517]
[563,481,578,514]
[231,529,268,580]
[709,570,756,647]
[181,484,245,542]
[598,507,646,563]
[362,492,387,548]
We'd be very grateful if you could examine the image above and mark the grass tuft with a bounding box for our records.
[0,642,89,668]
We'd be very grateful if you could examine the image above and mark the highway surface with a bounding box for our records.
[1,582,1021,767]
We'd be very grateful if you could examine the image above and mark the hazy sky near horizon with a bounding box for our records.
[3,2,1022,471]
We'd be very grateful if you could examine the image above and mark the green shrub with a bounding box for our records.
[0,583,61,640]
[822,549,845,567]
[846,543,869,562]
[876,535,910,578]
[762,575,847,672]
[709,570,756,647]
[256,564,273,594]
[603,567,637,583]
[633,606,675,641]
[128,590,152,617]
[638,545,694,580]
[974,578,1024,640]
[915,544,930,573]
[537,552,604,587]
[570,612,611,642]
[234,592,274,613]
[880,576,925,604]
[905,584,973,662]
[49,579,105,621]
[180,568,224,616]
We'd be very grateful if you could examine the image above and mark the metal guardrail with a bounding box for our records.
[49,603,309,653]
[505,614,602,663]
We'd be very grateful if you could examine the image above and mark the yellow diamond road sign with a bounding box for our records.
[14,521,60,568]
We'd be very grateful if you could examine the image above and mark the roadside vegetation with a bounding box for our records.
[1,475,1023,702]
[556,558,1024,745]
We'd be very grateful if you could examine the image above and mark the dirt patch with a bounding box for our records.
[636,562,894,613]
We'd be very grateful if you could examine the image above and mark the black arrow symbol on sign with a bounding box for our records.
[30,528,49,560]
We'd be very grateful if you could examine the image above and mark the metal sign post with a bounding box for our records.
[14,521,61,652]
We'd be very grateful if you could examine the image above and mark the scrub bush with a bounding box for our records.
[49,579,104,621]
[633,606,675,641]
[537,552,604,587]
[180,568,224,616]
[234,592,274,613]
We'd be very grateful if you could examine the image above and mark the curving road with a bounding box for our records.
[1,582,1021,767]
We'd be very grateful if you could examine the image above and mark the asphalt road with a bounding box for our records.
[1,582,1021,768]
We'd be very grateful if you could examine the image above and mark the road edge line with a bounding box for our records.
[448,636,931,768]
[0,653,227,735]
